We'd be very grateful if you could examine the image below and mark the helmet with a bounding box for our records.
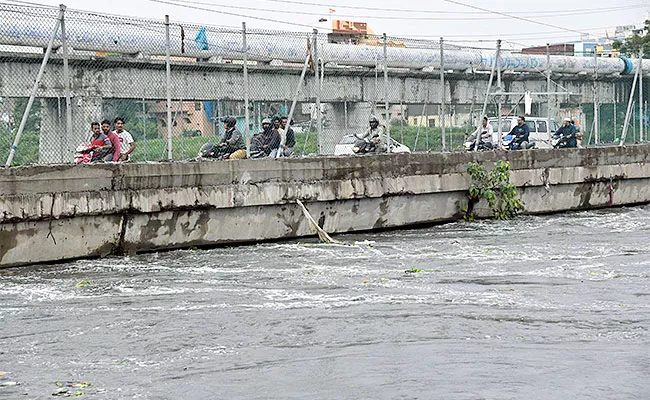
[221,116,237,126]
[262,118,272,125]
[563,117,571,123]
[369,116,379,123]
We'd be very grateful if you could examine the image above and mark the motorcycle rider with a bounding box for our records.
[506,116,531,150]
[554,117,577,148]
[470,116,494,150]
[250,118,281,158]
[218,116,246,159]
[353,115,385,153]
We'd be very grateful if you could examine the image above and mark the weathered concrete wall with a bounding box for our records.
[1,145,650,267]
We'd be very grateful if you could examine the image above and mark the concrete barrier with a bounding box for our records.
[1,145,649,267]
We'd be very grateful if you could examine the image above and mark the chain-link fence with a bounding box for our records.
[0,2,645,166]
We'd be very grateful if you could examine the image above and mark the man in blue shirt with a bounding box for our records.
[507,116,531,150]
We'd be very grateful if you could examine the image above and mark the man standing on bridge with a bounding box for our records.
[114,117,135,161]
[279,116,295,157]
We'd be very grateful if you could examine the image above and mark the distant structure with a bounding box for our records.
[522,25,642,58]
[327,20,405,47]
[150,101,215,138]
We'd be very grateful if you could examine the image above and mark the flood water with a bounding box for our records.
[1,206,649,399]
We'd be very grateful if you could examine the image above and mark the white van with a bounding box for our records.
[488,116,559,149]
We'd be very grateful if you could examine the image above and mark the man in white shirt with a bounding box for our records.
[471,116,495,150]
[113,117,135,161]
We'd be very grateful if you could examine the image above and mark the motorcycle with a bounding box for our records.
[501,134,536,151]
[74,141,108,164]
[464,134,495,151]
[551,132,569,149]
[197,142,229,160]
[352,137,379,154]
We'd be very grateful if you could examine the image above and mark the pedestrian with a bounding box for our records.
[113,117,135,161]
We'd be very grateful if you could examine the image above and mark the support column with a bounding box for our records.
[39,97,102,163]
[322,101,372,154]
[38,98,63,164]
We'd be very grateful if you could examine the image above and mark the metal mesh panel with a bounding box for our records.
[0,2,645,166]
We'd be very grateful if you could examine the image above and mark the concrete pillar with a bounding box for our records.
[322,101,372,154]
[39,98,65,164]
[39,97,102,163]
[539,97,559,125]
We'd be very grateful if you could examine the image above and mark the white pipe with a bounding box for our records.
[0,6,636,75]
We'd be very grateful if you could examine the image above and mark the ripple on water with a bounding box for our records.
[1,206,649,398]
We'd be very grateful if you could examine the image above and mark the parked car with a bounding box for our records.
[334,134,411,155]
[488,116,558,149]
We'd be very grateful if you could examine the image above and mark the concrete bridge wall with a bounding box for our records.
[0,53,629,103]
[1,145,649,267]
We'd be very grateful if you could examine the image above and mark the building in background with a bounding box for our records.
[150,101,214,138]
[522,25,642,58]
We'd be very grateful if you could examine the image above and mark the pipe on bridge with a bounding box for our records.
[0,6,640,75]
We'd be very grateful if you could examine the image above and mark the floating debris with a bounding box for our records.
[74,280,92,288]
[405,268,446,274]
[53,382,92,397]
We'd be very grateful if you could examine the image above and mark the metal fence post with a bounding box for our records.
[613,98,617,143]
[496,39,502,144]
[5,7,63,167]
[546,43,552,142]
[165,15,173,161]
[383,33,390,152]
[141,97,148,161]
[594,54,599,145]
[313,29,322,154]
[243,22,250,156]
[180,98,185,159]
[440,37,446,151]
[639,51,643,142]
[60,4,73,163]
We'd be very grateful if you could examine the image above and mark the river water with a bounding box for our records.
[1,206,649,399]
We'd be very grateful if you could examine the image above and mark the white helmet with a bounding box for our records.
[563,117,571,123]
